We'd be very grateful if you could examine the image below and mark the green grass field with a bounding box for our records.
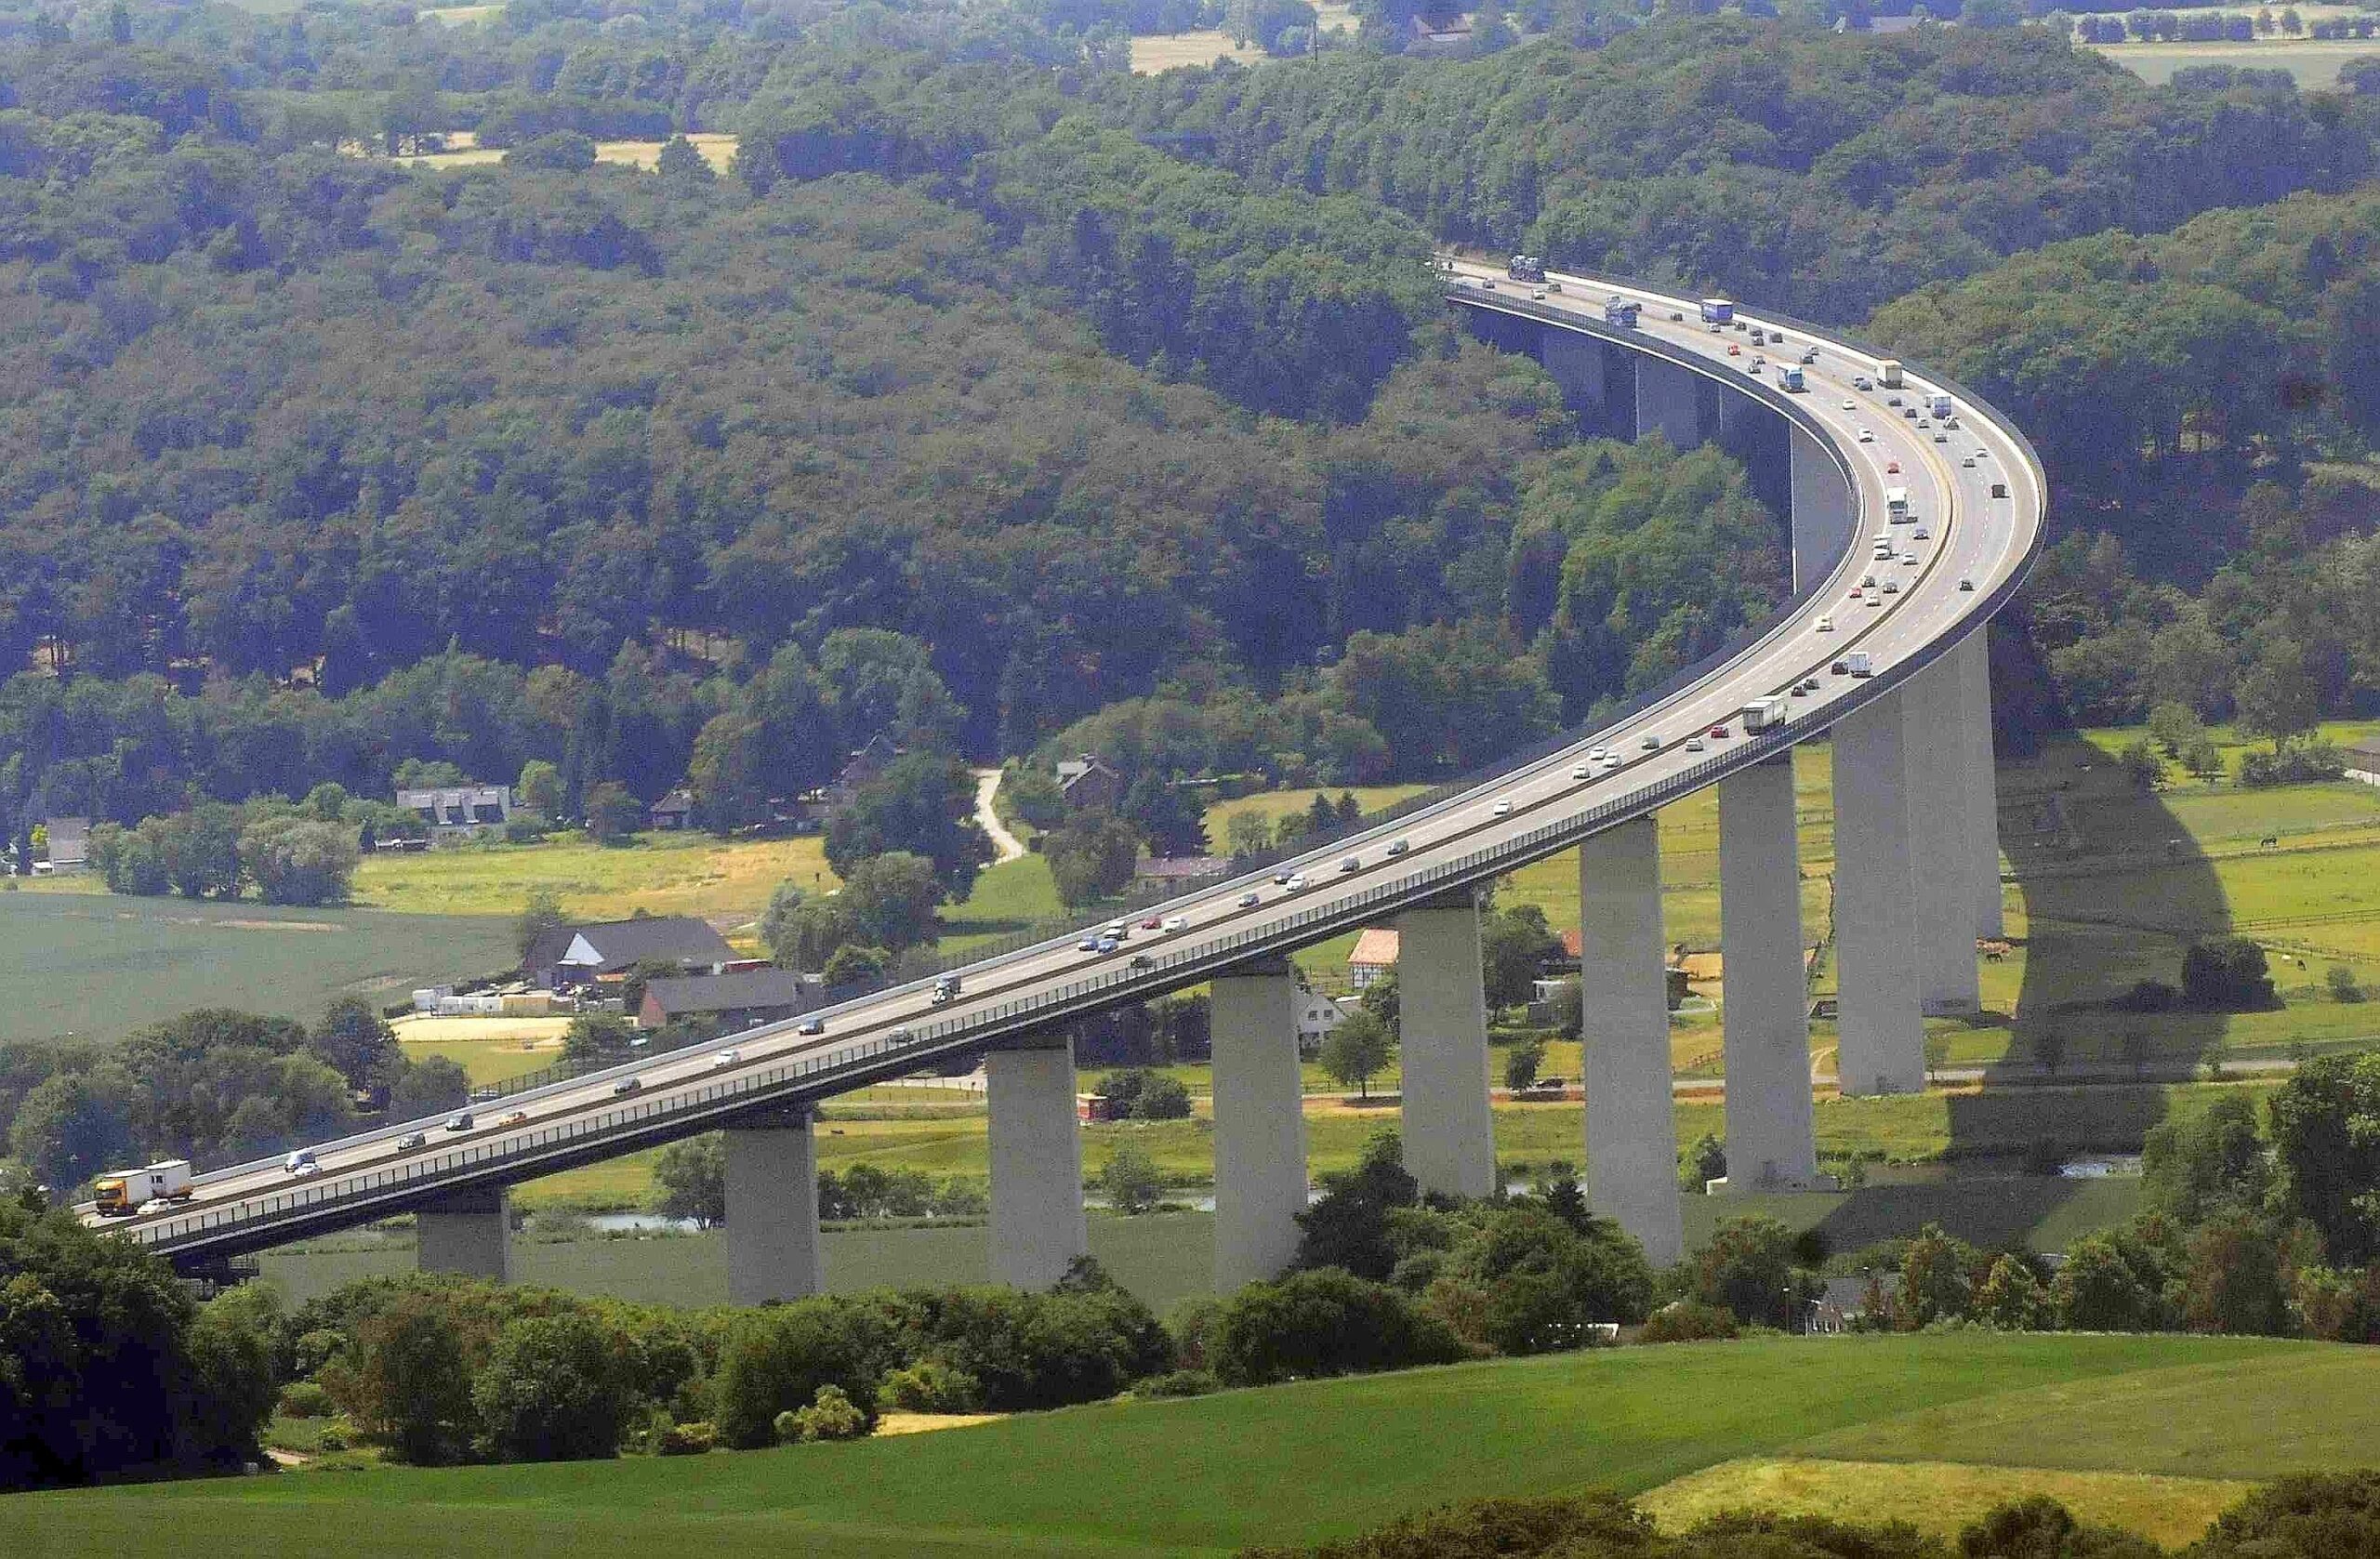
[7,1334,2362,1558]
[2087,37,2380,87]
[346,828,834,932]
[0,892,513,1042]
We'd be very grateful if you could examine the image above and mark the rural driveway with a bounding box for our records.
[973,768,1027,865]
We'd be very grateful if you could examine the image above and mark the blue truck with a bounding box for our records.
[1699,297,1735,325]
[1604,295,1640,328]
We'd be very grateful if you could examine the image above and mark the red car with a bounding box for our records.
[1709,724,1730,738]
[1885,460,1900,473]
[1726,343,1742,356]
[1139,916,1163,931]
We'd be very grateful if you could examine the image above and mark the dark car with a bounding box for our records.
[1831,660,1850,675]
[395,1130,428,1152]
[612,1077,642,1097]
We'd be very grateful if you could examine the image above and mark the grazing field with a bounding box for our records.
[399,131,739,172]
[2086,38,2380,87]
[0,892,512,1042]
[348,827,831,931]
[1130,1,1357,71]
[5,1335,2354,1559]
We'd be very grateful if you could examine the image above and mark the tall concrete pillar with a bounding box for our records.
[1579,818,1683,1266]
[1831,693,1927,1095]
[1959,632,2005,940]
[1903,659,1982,1015]
[1717,754,1820,1191]
[1540,325,1609,429]
[987,1037,1088,1289]
[1789,422,1857,592]
[1633,357,1703,450]
[1395,895,1497,1201]
[1211,963,1310,1291]
[724,1106,823,1304]
[416,1184,509,1282]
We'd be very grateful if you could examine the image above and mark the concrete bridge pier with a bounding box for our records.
[1959,632,2005,941]
[724,1105,823,1303]
[1396,894,1498,1201]
[416,1184,510,1282]
[1905,658,1983,1015]
[1579,818,1684,1265]
[987,1036,1089,1289]
[1789,423,1858,593]
[1716,754,1820,1191]
[1634,357,1703,450]
[1831,692,1928,1095]
[1210,962,1310,1291]
[1540,325,1613,435]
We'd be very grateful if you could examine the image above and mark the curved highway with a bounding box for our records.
[95,263,2048,1261]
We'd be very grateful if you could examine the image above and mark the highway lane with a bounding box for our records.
[94,265,2044,1255]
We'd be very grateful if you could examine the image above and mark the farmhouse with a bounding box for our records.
[40,814,88,873]
[1055,752,1125,813]
[523,916,735,987]
[1133,854,1231,892]
[1347,927,1398,988]
[1296,989,1350,1055]
[638,968,819,1031]
[396,782,514,837]
[648,788,696,830]
[2347,737,2380,786]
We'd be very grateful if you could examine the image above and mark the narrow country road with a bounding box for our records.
[973,767,1027,865]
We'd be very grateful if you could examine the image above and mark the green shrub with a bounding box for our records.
[655,1420,715,1456]
[879,1360,985,1414]
[1210,1269,1468,1386]
[1637,1301,1739,1343]
[711,1299,890,1449]
[277,1381,335,1420]
[2195,1470,2380,1557]
[1134,1368,1222,1399]
[786,1384,869,1443]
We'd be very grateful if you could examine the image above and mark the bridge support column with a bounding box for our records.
[1540,326,1611,433]
[1904,659,1982,1015]
[1210,963,1309,1292]
[986,1037,1088,1290]
[1396,896,1497,1201]
[1579,818,1684,1266]
[1716,754,1820,1191]
[1959,633,2005,940]
[1831,692,1927,1095]
[724,1106,823,1304]
[1789,423,1857,592]
[416,1185,509,1283]
[1633,357,1703,450]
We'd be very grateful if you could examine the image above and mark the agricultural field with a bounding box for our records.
[0,892,512,1042]
[2086,39,2380,87]
[7,1334,2364,1558]
[1129,1,1358,72]
[397,131,740,173]
[346,828,832,934]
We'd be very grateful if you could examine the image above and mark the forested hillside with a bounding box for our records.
[5,0,2380,844]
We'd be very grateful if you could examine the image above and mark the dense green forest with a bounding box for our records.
[4,1,2380,843]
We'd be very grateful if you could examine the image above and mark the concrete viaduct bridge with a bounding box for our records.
[88,261,2047,1300]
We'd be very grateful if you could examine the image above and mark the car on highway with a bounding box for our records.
[500,1110,529,1129]
[711,1050,742,1069]
[1841,399,1856,410]
[1885,460,1900,472]
[1338,856,1361,873]
[1903,550,1920,564]
[1934,432,1949,443]
[445,1111,473,1132]
[1078,936,1102,952]
[1589,746,1608,762]
[1881,579,1900,595]
[1385,839,1410,856]
[1670,310,1685,321]
[1096,934,1122,952]
[1912,524,1931,540]
[1817,614,1833,631]
[1853,375,1873,390]
[613,1077,642,1096]
[1602,753,1622,771]
[1104,921,1129,939]
[1237,891,1263,908]
[1961,456,1976,468]
[1571,761,1593,780]
[1273,872,1295,886]
[139,1197,175,1215]
[1990,482,2009,498]
[1747,361,1762,375]
[890,1027,912,1043]
[292,1159,324,1179]
[284,1149,317,1174]
[1491,799,1514,817]
[1709,724,1730,738]
[1904,408,1919,419]
[1639,734,1660,750]
[1916,417,1931,429]
[1886,394,1903,405]
[797,1017,826,1036]
[397,1131,429,1152]
[1284,876,1310,892]
[1163,915,1189,932]
[1960,577,1977,591]
[1686,736,1705,752]
[1130,954,1156,971]
[1791,681,1809,696]
[1857,429,1873,443]
[1726,343,1740,356]
[1140,915,1164,931]
[1848,587,1862,600]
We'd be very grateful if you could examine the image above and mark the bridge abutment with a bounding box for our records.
[1831,693,1928,1095]
[416,1184,509,1283]
[1395,897,1498,1200]
[1715,754,1820,1191]
[1579,818,1684,1264]
[1210,963,1310,1291]
[724,1106,823,1303]
[986,1037,1089,1289]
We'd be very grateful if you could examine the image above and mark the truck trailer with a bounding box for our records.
[95,1158,194,1216]
[1699,297,1735,325]
[1741,696,1791,733]
[1507,254,1547,284]
[1603,295,1640,328]
[1877,360,1904,389]
[1779,365,1805,392]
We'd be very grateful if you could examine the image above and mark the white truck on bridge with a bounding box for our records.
[95,1159,194,1216]
[1741,696,1791,733]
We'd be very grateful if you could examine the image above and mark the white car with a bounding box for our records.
[1902,550,1920,565]
[1912,524,1931,540]
[1961,456,1976,468]
[1162,916,1188,933]
[1588,746,1607,762]
[1841,399,1857,410]
[1571,762,1593,781]
[712,1049,742,1069]
[138,1197,175,1216]
[1817,615,1833,632]
[1686,736,1706,752]
[1601,753,1621,770]
[1284,875,1310,892]
[1492,799,1514,817]
[1639,734,1659,751]
[1857,428,1874,443]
